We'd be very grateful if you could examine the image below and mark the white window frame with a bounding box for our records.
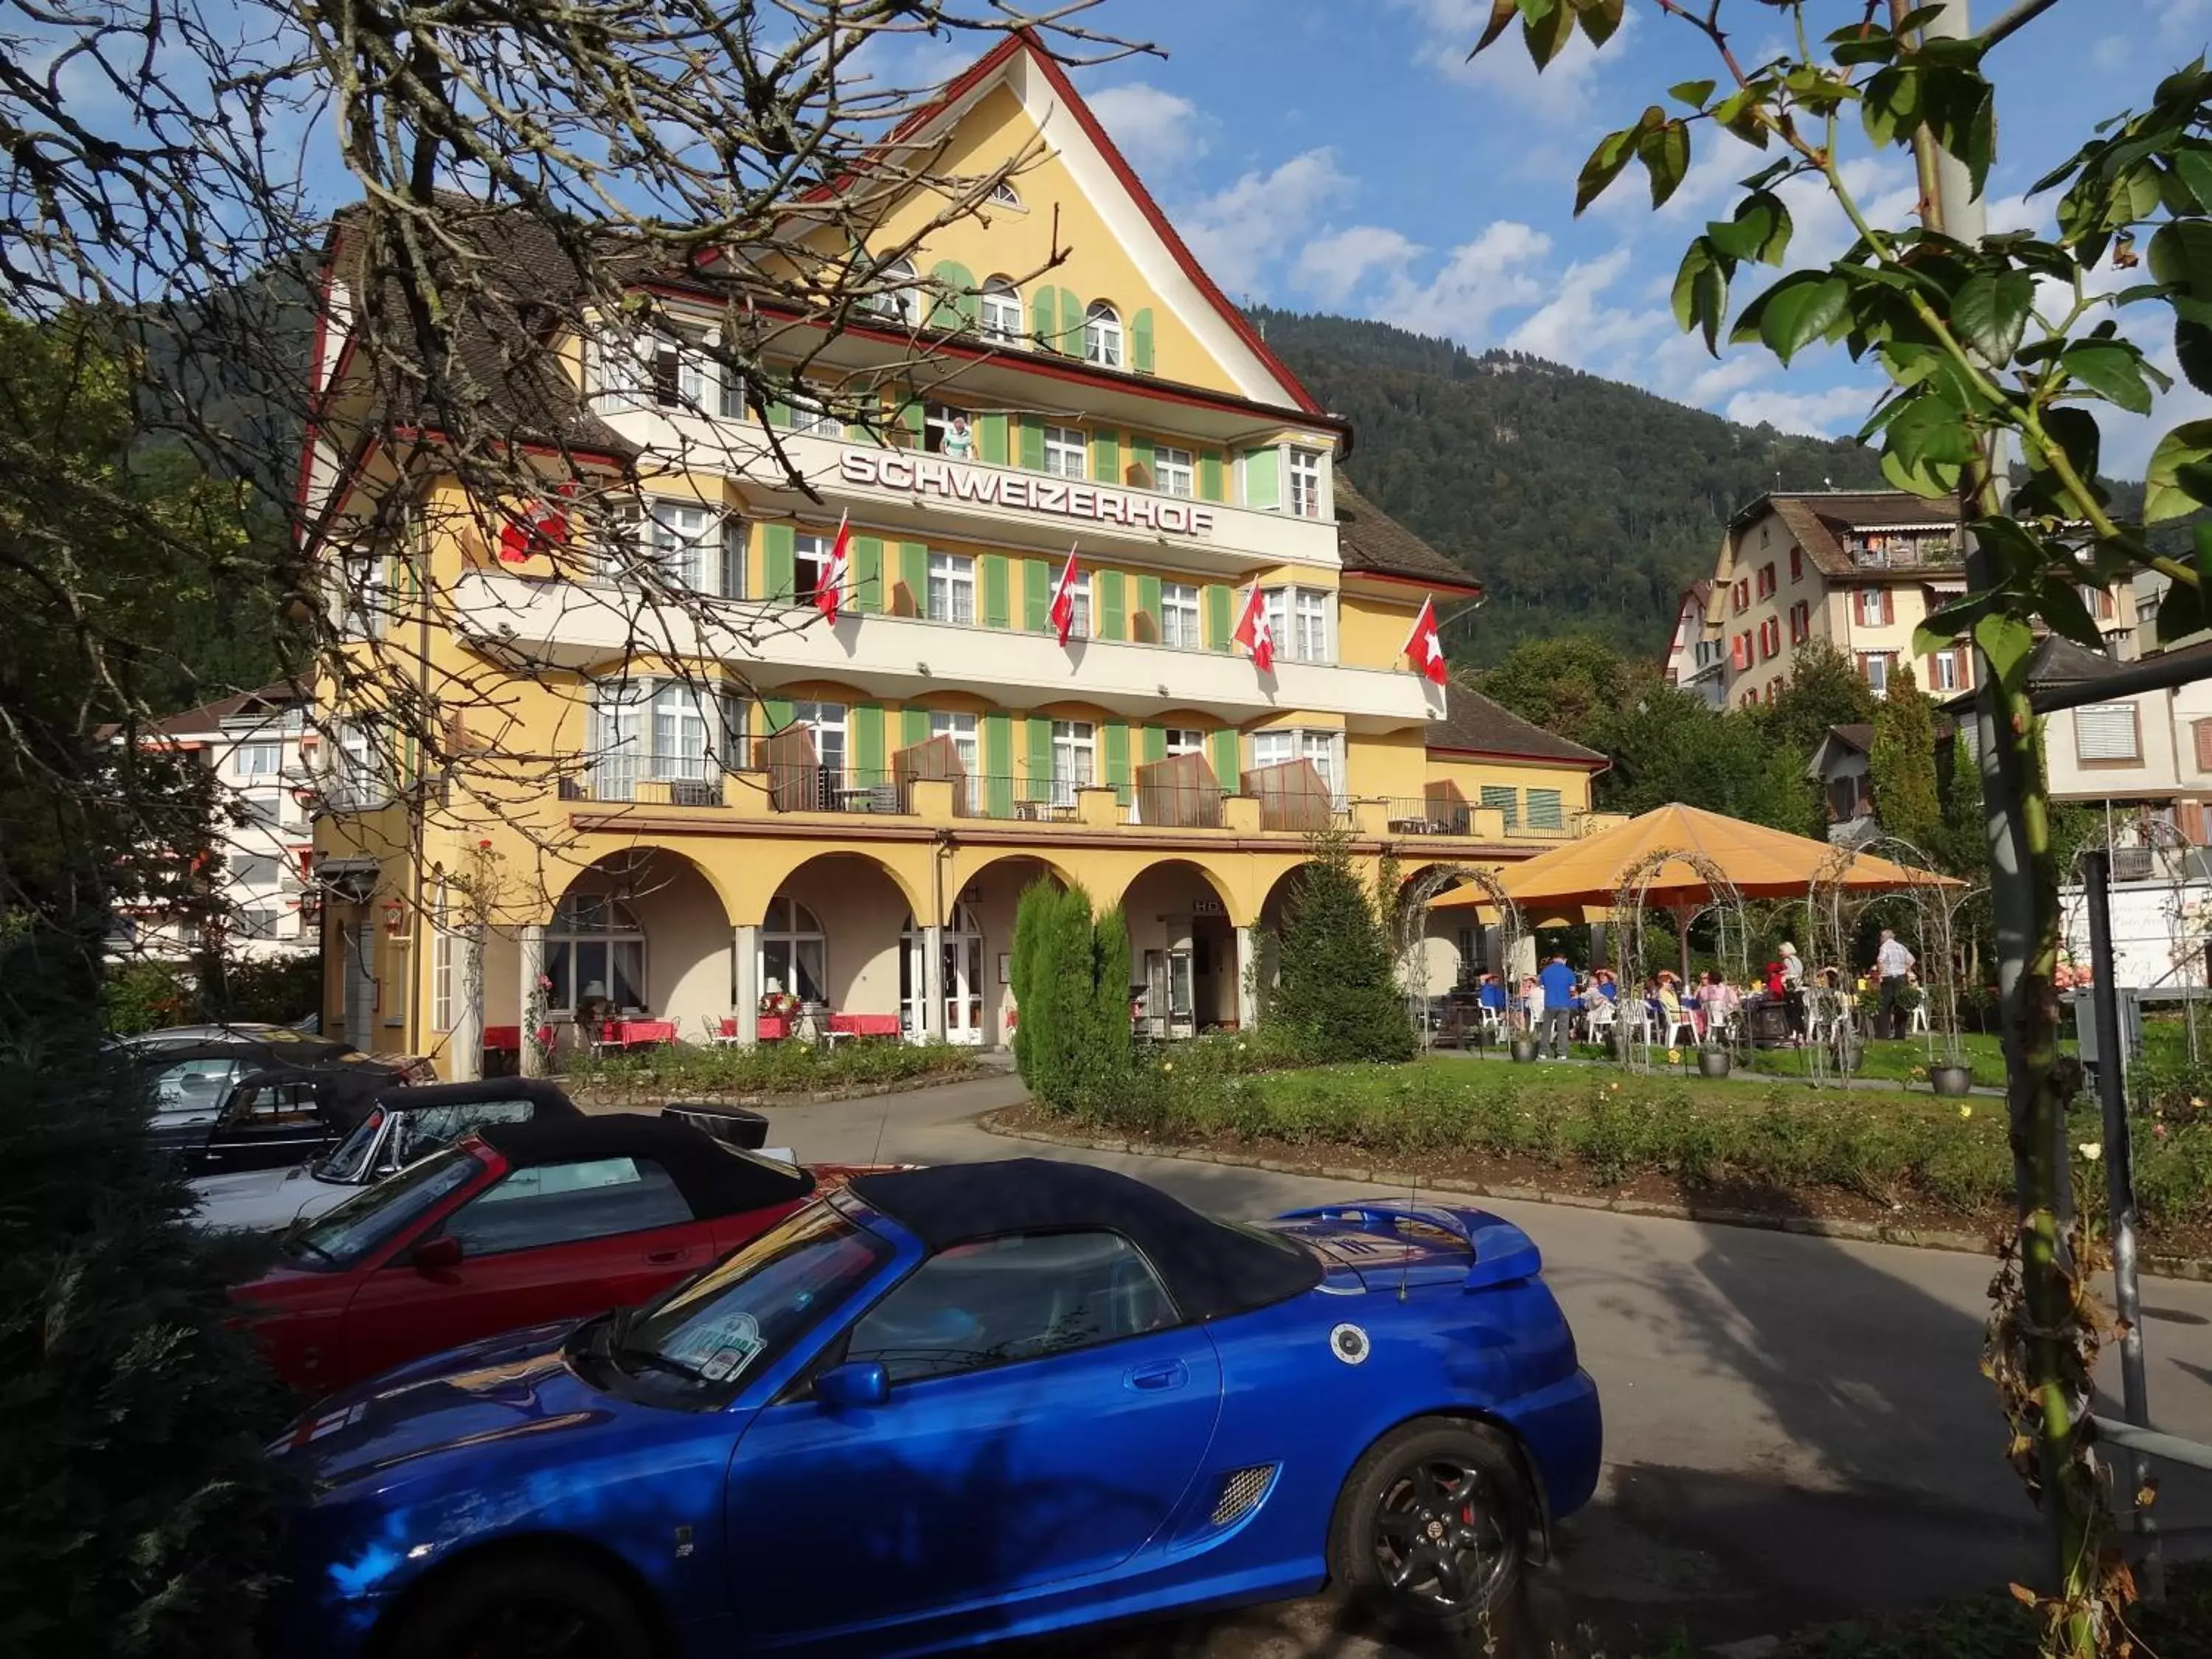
[1862,650,1897,699]
[1083,302,1123,368]
[1159,581,1201,649]
[791,532,835,606]
[1065,571,1092,641]
[1049,720,1095,806]
[1929,649,1964,692]
[1262,585,1333,664]
[431,882,454,1033]
[759,896,827,1005]
[926,552,976,625]
[979,277,1022,344]
[1043,425,1087,479]
[1249,728,1343,806]
[1164,727,1203,757]
[870,257,920,327]
[928,711,979,813]
[640,499,716,593]
[232,740,282,779]
[990,181,1023,209]
[1154,445,1194,498]
[590,677,742,796]
[786,389,844,439]
[330,723,383,811]
[790,700,847,784]
[1287,447,1324,521]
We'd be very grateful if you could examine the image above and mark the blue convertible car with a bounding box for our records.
[265,1159,1601,1658]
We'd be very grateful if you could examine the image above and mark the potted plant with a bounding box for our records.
[1697,1041,1732,1078]
[1930,1056,1974,1096]
[1509,1031,1540,1063]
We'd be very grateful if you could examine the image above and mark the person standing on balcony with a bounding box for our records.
[1874,928,1916,1040]
[1537,950,1577,1060]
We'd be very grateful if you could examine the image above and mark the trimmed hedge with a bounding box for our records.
[559,1037,978,1098]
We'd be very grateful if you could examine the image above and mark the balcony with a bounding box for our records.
[1845,532,1961,570]
[449,568,1439,731]
[592,417,1342,577]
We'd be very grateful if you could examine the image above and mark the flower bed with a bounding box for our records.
[558,1038,981,1102]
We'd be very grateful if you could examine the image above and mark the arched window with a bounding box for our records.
[1084,301,1123,368]
[990,180,1023,209]
[871,257,920,327]
[546,892,645,1016]
[760,895,827,1004]
[978,276,1022,345]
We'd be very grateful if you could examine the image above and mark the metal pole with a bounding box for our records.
[2084,849,2163,1598]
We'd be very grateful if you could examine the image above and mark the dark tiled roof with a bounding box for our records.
[1428,689,1607,766]
[1828,722,1875,754]
[147,681,303,738]
[1335,481,1481,591]
[1745,490,1961,580]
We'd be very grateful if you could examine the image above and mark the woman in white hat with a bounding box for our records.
[1778,942,1806,1041]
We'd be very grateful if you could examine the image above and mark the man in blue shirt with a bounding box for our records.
[1537,951,1579,1058]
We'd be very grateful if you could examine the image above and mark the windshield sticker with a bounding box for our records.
[671,1312,764,1382]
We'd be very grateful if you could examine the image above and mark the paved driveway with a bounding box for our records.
[700,1076,2212,1653]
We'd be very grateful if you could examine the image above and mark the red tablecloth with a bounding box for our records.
[482,1024,554,1050]
[604,1019,675,1047]
[830,1013,902,1038]
[755,1014,790,1040]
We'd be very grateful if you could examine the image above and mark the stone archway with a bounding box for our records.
[1121,858,1245,1037]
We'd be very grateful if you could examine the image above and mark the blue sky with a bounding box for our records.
[993,0,2212,474]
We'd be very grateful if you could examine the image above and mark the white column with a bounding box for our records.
[1235,925,1259,1031]
[731,925,760,1045]
[518,925,546,1077]
[449,925,484,1082]
[922,924,947,1043]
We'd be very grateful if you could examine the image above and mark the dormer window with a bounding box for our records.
[1083,302,1123,368]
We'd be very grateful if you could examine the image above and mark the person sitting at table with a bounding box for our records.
[1593,967,1618,1001]
[1519,973,1545,1037]
[1655,973,1689,1040]
[1478,973,1508,1016]
[1700,970,1740,1039]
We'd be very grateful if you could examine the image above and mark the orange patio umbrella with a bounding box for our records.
[1430,802,1957,913]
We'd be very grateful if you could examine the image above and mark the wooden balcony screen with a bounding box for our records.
[1241,759,1335,832]
[892,733,967,816]
[1134,750,1222,828]
[1423,780,1472,834]
[755,723,821,812]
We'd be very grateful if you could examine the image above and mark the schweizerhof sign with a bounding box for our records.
[840,451,1218,537]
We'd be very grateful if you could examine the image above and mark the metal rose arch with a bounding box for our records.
[1609,846,1750,1073]
[1805,835,1963,1088]
[1399,863,1521,1052]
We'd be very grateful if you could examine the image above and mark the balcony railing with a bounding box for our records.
[560,770,726,808]
[1377,797,1474,835]
[1117,782,1234,828]
[762,766,919,815]
[1845,533,1961,569]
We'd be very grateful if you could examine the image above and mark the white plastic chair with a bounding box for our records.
[1583,1001,1616,1044]
[1907,1000,1930,1035]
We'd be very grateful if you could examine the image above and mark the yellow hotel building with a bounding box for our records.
[303,33,1607,1076]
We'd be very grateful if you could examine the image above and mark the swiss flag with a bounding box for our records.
[496,484,574,566]
[1231,583,1274,672]
[1048,546,1081,646]
[816,512,851,622]
[1402,595,1450,686]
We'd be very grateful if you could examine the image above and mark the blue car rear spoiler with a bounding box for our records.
[1276,1203,1543,1290]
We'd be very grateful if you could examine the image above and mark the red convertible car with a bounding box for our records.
[232,1113,860,1394]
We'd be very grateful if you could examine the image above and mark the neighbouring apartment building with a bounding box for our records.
[1675,490,2138,710]
[111,682,319,960]
[300,33,1608,1077]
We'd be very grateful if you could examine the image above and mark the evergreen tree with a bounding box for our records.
[1011,884,1133,1109]
[1008,877,1053,1074]
[1085,905,1134,1097]
[1266,832,1414,1062]
[1869,665,1944,855]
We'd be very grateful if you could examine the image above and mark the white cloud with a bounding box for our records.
[1374,220,1554,341]
[2163,0,2212,46]
[1688,354,1771,403]
[1087,83,1211,180]
[1178,148,1350,297]
[1725,384,1879,437]
[2093,35,2132,72]
[1501,248,1663,367]
[1293,225,1423,305]
[1392,0,1636,116]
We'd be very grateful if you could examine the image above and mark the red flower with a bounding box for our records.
[477,838,494,850]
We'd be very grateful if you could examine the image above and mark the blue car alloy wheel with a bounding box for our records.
[1329,1418,1529,1637]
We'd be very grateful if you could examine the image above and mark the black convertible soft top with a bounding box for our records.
[473,1113,813,1219]
[846,1158,1321,1323]
[373,1077,580,1118]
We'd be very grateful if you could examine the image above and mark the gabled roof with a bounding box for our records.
[1805,721,1875,780]
[1428,689,1607,768]
[1335,481,1481,594]
[1735,490,1961,580]
[145,681,305,740]
[869,29,1326,416]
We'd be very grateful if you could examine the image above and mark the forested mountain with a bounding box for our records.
[1250,307,1887,664]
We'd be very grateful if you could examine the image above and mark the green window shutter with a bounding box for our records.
[765,523,795,602]
[1018,416,1046,472]
[1092,428,1120,484]
[852,536,883,614]
[982,555,1011,629]
[897,541,927,616]
[985,712,1015,815]
[1211,728,1241,793]
[980,413,1009,465]
[1242,446,1280,509]
[1527,788,1564,830]
[1103,723,1131,794]
[1203,583,1231,650]
[1023,557,1050,632]
[1480,785,1520,830]
[1135,574,1161,643]
[852,703,886,778]
[763,696,796,734]
[1098,569,1127,641]
[1055,287,1081,352]
[1029,287,1057,352]
[899,400,925,445]
[1131,307,1155,374]
[1200,451,1225,502]
[1128,437,1155,487]
[1026,716,1053,799]
[1138,725,1166,766]
[766,394,790,428]
[928,260,976,329]
[900,708,928,752]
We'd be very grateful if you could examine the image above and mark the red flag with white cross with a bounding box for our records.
[1403,595,1449,686]
[1048,546,1081,646]
[1231,583,1275,672]
[815,512,851,622]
